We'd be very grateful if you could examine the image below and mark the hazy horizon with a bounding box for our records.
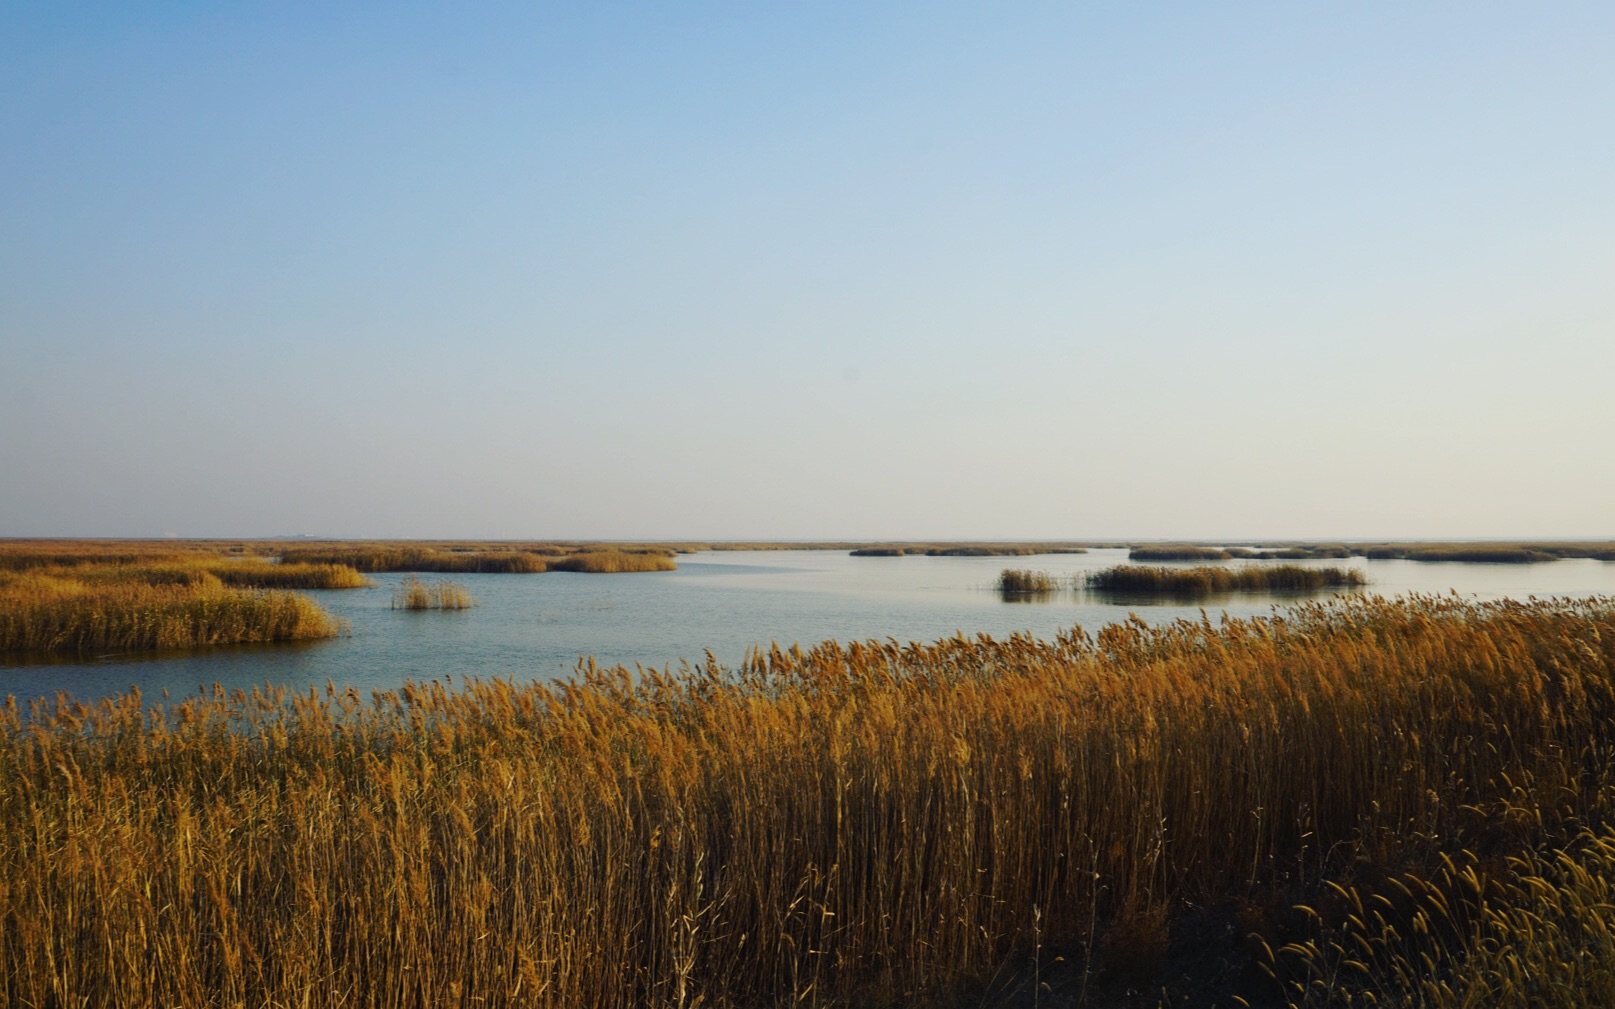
[5,3,1612,541]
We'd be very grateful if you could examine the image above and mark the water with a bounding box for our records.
[6,548,1615,703]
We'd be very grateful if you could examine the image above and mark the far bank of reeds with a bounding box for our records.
[210,561,372,589]
[279,546,552,573]
[1373,545,1561,563]
[852,543,1089,557]
[2,596,1614,1006]
[1088,563,1366,597]
[1127,545,1233,561]
[278,545,678,574]
[1129,542,1615,564]
[392,577,476,610]
[549,550,679,573]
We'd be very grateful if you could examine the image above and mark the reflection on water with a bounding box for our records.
[4,549,1614,704]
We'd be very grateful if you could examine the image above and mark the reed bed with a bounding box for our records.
[1088,563,1365,597]
[1272,823,1615,1007]
[0,546,203,571]
[392,576,476,610]
[53,560,371,591]
[997,568,1057,594]
[1402,546,1561,564]
[851,544,1090,557]
[0,558,357,654]
[280,546,553,573]
[0,576,342,653]
[1360,542,1615,563]
[549,550,680,573]
[279,545,679,574]
[210,561,372,590]
[1127,545,1232,562]
[1251,545,1354,560]
[2,596,1613,1006]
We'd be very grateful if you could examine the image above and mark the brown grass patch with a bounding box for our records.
[550,550,679,573]
[1088,563,1366,597]
[0,576,342,653]
[392,576,476,610]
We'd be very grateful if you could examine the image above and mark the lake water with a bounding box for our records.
[6,548,1615,704]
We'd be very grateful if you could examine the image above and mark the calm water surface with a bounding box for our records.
[7,548,1615,703]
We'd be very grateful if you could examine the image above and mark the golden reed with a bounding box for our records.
[1,596,1613,1006]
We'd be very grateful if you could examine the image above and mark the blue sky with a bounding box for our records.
[3,3,1612,538]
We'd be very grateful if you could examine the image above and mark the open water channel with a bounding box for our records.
[6,548,1615,704]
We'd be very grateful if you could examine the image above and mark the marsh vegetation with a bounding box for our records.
[392,576,477,611]
[1087,563,1367,597]
[852,543,1091,557]
[996,568,1057,595]
[1127,545,1234,562]
[548,550,679,573]
[0,575,342,654]
[0,541,684,657]
[1128,542,1615,565]
[0,556,359,654]
[2,596,1613,1007]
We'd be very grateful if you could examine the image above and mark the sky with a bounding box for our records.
[2,2,1612,540]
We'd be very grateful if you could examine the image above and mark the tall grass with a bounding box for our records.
[1127,545,1231,561]
[2,596,1613,1006]
[210,561,372,589]
[1360,543,1615,563]
[1272,825,1615,1007]
[1253,545,1354,560]
[1088,563,1366,597]
[997,568,1057,594]
[0,557,357,655]
[279,545,679,574]
[280,546,552,573]
[852,544,1091,557]
[392,576,476,610]
[1402,546,1561,563]
[0,576,342,653]
[550,550,679,573]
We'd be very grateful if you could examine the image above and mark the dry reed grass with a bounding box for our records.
[0,556,359,654]
[392,576,476,610]
[281,546,552,573]
[1359,543,1615,563]
[1127,545,1232,562]
[997,568,1057,593]
[210,561,372,590]
[279,545,680,574]
[550,550,679,573]
[1271,824,1615,1007]
[2,596,1613,1006]
[1087,564,1366,597]
[0,576,342,653]
[852,545,1091,557]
